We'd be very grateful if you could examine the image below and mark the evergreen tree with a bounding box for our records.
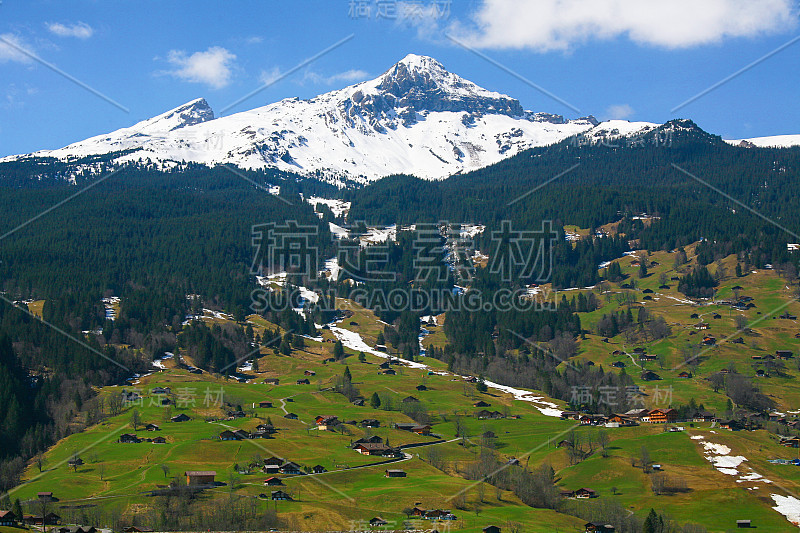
[370,392,381,409]
[333,340,345,361]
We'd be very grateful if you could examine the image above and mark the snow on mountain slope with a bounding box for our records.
[725,134,800,148]
[2,54,658,182]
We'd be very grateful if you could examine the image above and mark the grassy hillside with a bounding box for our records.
[10,255,800,531]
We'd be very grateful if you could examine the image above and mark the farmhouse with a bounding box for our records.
[640,370,661,381]
[312,465,327,473]
[483,527,501,533]
[0,511,18,527]
[234,429,251,440]
[353,442,395,456]
[151,387,170,394]
[360,419,380,428]
[255,401,273,408]
[152,436,167,444]
[370,517,388,527]
[119,433,140,444]
[185,471,216,485]
[263,477,284,486]
[315,415,339,429]
[402,396,420,403]
[170,413,190,422]
[219,430,237,441]
[263,378,279,385]
[777,350,794,360]
[585,523,616,533]
[645,409,678,424]
[279,462,303,475]
[473,400,491,407]
[412,425,432,435]
[145,423,160,431]
[296,378,310,385]
[677,371,692,378]
[385,469,407,477]
[381,369,397,375]
[23,513,61,526]
[353,435,384,446]
[304,370,316,376]
[271,490,292,500]
[284,412,298,419]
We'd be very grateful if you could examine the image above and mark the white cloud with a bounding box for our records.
[0,34,34,63]
[259,66,283,86]
[303,69,370,85]
[453,0,798,51]
[246,36,264,45]
[164,46,236,89]
[605,103,634,120]
[47,22,94,39]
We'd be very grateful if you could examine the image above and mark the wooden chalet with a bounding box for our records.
[119,433,141,444]
[170,413,190,422]
[145,423,160,431]
[185,470,216,485]
[233,429,251,440]
[585,523,615,533]
[263,476,284,486]
[353,442,394,456]
[279,462,303,474]
[271,490,292,500]
[384,469,407,477]
[640,370,661,381]
[263,378,279,385]
[296,378,310,385]
[24,513,61,526]
[219,430,237,441]
[645,409,678,424]
[473,400,491,407]
[284,412,298,419]
[0,511,18,527]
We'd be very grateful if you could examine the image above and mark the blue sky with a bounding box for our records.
[1,0,798,156]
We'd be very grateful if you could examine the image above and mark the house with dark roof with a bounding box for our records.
[185,471,216,485]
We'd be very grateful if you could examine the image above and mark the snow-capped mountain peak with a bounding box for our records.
[1,55,659,182]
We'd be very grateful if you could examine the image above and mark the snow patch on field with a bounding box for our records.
[329,325,563,417]
[772,494,800,526]
[308,197,351,219]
